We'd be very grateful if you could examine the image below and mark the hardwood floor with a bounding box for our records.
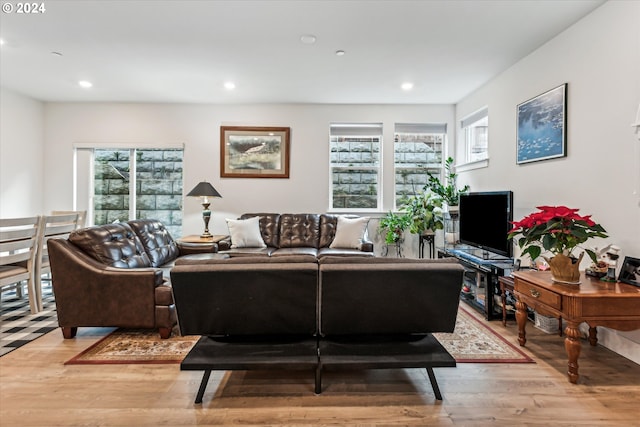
[1,316,639,426]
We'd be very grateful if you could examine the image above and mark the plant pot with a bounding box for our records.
[544,252,584,284]
[444,207,459,244]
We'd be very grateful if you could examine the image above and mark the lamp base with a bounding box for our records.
[200,231,212,238]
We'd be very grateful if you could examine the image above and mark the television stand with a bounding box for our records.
[437,246,514,320]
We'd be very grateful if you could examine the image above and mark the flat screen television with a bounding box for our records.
[458,191,513,258]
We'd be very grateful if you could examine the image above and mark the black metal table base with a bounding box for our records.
[182,334,455,404]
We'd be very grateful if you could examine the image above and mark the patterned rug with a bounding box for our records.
[0,284,58,357]
[64,305,533,364]
[65,328,197,364]
[434,306,534,363]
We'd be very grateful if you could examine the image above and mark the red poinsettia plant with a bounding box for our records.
[507,205,608,264]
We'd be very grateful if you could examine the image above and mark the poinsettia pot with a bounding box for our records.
[543,252,584,284]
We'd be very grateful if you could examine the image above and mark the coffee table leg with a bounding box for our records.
[564,321,582,384]
[195,370,212,404]
[516,300,528,346]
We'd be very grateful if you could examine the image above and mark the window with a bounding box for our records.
[460,108,489,164]
[329,123,382,210]
[394,123,446,208]
[75,146,184,237]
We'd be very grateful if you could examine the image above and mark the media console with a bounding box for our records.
[438,245,514,320]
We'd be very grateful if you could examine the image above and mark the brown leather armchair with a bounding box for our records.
[48,220,215,339]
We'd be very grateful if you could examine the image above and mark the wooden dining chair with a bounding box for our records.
[51,210,86,229]
[0,216,41,314]
[34,213,80,311]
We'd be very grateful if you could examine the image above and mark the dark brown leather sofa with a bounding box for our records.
[218,213,375,258]
[171,256,464,403]
[47,219,215,339]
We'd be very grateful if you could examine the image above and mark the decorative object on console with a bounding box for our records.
[508,205,608,284]
[516,83,567,164]
[187,181,222,238]
[220,126,290,178]
[226,216,267,248]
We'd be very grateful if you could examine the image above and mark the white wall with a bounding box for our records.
[0,88,45,217]
[455,1,640,363]
[43,102,454,254]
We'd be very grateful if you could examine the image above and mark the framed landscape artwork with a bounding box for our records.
[220,126,290,178]
[517,84,567,164]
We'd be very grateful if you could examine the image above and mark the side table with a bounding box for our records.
[178,235,228,244]
[418,233,435,258]
[177,235,229,253]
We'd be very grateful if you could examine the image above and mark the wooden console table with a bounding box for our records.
[513,270,640,384]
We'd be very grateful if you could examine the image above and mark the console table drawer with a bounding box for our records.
[515,281,561,310]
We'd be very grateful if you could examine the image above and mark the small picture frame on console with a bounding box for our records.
[618,256,640,287]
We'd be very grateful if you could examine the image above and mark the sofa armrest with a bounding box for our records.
[216,237,232,251]
[47,238,164,328]
[359,239,374,252]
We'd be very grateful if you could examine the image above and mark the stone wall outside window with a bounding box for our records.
[94,148,183,237]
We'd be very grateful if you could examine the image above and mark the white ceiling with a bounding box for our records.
[0,0,605,104]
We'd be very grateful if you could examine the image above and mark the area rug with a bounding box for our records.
[0,285,58,357]
[65,305,533,365]
[434,306,534,363]
[65,328,198,365]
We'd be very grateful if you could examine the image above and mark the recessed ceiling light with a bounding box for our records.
[335,50,345,56]
[78,80,93,89]
[401,82,414,91]
[224,82,236,90]
[300,34,317,44]
[0,39,5,46]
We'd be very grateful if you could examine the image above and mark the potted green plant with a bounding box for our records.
[378,211,411,244]
[425,157,470,207]
[402,191,445,235]
[507,205,608,283]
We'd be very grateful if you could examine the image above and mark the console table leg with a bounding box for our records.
[515,300,528,346]
[588,326,598,346]
[564,323,582,384]
[194,370,212,404]
[425,367,443,401]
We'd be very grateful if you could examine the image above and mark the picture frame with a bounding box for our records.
[516,83,567,164]
[220,126,290,178]
[618,256,640,287]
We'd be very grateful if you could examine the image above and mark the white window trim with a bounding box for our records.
[456,158,489,173]
[458,107,489,169]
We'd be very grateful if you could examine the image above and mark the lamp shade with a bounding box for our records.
[186,181,222,198]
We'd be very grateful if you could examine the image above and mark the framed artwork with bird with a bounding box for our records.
[220,126,290,178]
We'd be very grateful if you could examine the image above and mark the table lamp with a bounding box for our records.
[186,181,222,238]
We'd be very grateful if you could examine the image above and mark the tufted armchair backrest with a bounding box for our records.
[128,219,180,267]
[68,223,151,268]
[240,213,281,248]
[278,214,321,248]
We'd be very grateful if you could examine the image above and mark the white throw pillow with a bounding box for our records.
[226,216,267,248]
[329,216,370,249]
